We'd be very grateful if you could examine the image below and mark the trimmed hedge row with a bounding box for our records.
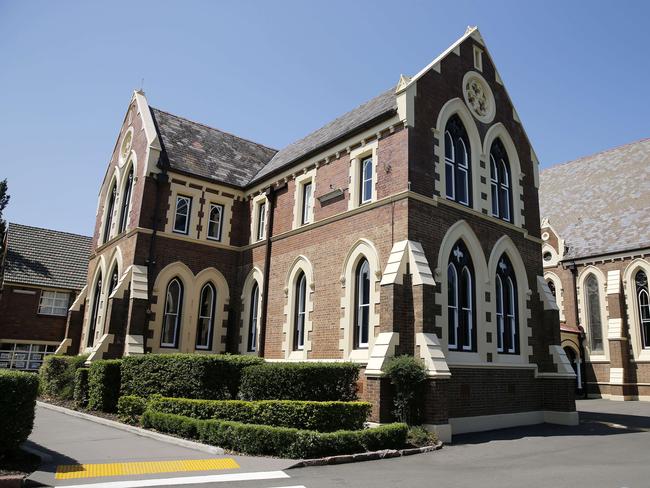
[73,367,90,408]
[40,355,87,400]
[0,370,39,453]
[142,410,407,458]
[239,362,360,401]
[88,360,122,412]
[120,354,263,400]
[117,395,148,424]
[148,396,371,432]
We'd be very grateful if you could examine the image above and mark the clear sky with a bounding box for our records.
[1,0,648,236]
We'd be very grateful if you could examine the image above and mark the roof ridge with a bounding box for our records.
[150,106,279,153]
[541,137,650,174]
[8,222,92,240]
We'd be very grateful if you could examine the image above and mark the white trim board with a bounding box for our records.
[450,410,579,435]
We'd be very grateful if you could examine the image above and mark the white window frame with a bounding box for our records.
[0,342,58,371]
[447,263,459,349]
[294,272,307,351]
[301,181,313,225]
[348,141,378,210]
[38,290,70,316]
[161,278,183,348]
[257,202,266,240]
[292,170,316,229]
[195,283,215,350]
[207,203,224,242]
[360,157,373,205]
[248,282,259,352]
[173,195,192,235]
[355,259,370,349]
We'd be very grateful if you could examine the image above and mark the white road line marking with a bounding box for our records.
[55,470,290,488]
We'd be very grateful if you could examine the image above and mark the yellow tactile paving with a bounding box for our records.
[55,458,240,479]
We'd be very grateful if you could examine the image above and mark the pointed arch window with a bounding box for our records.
[248,282,260,352]
[87,273,103,347]
[360,157,373,204]
[635,270,650,349]
[102,184,117,244]
[489,139,512,222]
[118,167,134,234]
[196,283,215,350]
[161,278,183,348]
[585,274,603,353]
[109,265,119,296]
[293,272,307,351]
[355,258,371,349]
[547,280,556,298]
[444,115,471,206]
[495,254,519,354]
[447,240,475,351]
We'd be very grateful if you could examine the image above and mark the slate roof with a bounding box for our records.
[2,223,91,290]
[539,138,650,260]
[150,108,278,187]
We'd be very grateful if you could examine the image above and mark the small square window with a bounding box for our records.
[207,203,224,241]
[173,195,192,234]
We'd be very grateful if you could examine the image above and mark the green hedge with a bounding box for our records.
[73,367,90,408]
[0,370,40,453]
[148,396,371,432]
[88,360,122,412]
[239,362,360,401]
[40,355,87,400]
[142,410,407,459]
[120,354,263,400]
[117,395,148,425]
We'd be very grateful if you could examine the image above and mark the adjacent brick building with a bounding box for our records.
[0,223,91,370]
[540,138,650,401]
[60,27,577,440]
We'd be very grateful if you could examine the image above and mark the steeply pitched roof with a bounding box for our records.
[150,108,278,187]
[2,223,91,290]
[250,88,397,183]
[539,138,650,260]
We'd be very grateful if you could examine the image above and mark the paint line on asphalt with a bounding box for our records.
[54,470,290,488]
[55,458,240,479]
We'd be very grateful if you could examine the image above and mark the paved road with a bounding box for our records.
[27,400,650,488]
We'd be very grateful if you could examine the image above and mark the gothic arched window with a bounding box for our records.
[87,273,103,347]
[161,278,183,348]
[355,258,371,349]
[635,270,650,349]
[447,240,476,351]
[495,254,519,354]
[102,183,117,244]
[195,283,215,350]
[585,274,603,353]
[109,265,119,296]
[293,272,307,351]
[118,167,134,234]
[247,282,260,352]
[444,115,472,206]
[489,138,512,222]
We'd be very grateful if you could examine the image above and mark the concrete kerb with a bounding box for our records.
[36,401,224,455]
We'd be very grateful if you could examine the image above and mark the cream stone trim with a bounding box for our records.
[203,195,233,244]
[156,230,240,251]
[609,367,624,385]
[240,267,264,355]
[115,154,138,234]
[339,239,381,361]
[577,265,610,361]
[54,338,72,355]
[129,265,149,300]
[450,410,579,436]
[482,123,524,228]
[81,256,107,353]
[487,235,534,364]
[434,98,482,211]
[395,75,416,127]
[100,168,121,243]
[69,285,88,312]
[348,141,378,210]
[250,193,268,243]
[292,169,316,229]
[462,71,495,124]
[622,258,650,361]
[543,271,565,321]
[380,240,435,287]
[548,344,576,376]
[148,262,229,354]
[416,332,451,378]
[365,332,399,376]
[165,183,202,239]
[87,333,115,362]
[569,247,650,266]
[124,334,144,356]
[542,243,561,268]
[435,220,489,360]
[282,255,314,359]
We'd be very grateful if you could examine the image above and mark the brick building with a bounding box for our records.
[540,138,650,401]
[0,223,91,370]
[60,27,577,440]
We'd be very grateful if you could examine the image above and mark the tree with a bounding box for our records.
[0,179,9,254]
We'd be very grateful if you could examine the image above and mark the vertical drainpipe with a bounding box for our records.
[567,260,587,398]
[258,185,278,357]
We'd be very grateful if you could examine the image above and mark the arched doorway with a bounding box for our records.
[563,346,582,393]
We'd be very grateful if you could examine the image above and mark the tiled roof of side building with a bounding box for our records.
[539,138,650,260]
[150,107,278,188]
[2,223,92,290]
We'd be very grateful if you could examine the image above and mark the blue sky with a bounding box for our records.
[1,0,648,235]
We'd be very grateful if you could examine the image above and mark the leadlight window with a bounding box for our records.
[495,254,518,354]
[547,280,556,298]
[248,282,260,352]
[294,272,306,350]
[109,266,119,296]
[118,167,134,234]
[161,278,183,348]
[635,270,650,349]
[301,182,313,225]
[87,274,103,347]
[207,204,224,241]
[444,115,471,206]
[489,139,512,222]
[355,259,370,349]
[173,196,192,234]
[38,290,70,316]
[195,283,215,350]
[585,274,603,353]
[257,202,266,241]
[447,240,475,351]
[102,184,117,244]
[360,157,373,204]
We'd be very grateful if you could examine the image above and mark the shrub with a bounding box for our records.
[383,355,427,425]
[40,355,87,400]
[148,397,371,432]
[117,395,148,425]
[239,362,360,401]
[88,360,122,412]
[407,426,438,447]
[142,409,407,458]
[0,370,40,453]
[73,367,89,408]
[120,354,263,400]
